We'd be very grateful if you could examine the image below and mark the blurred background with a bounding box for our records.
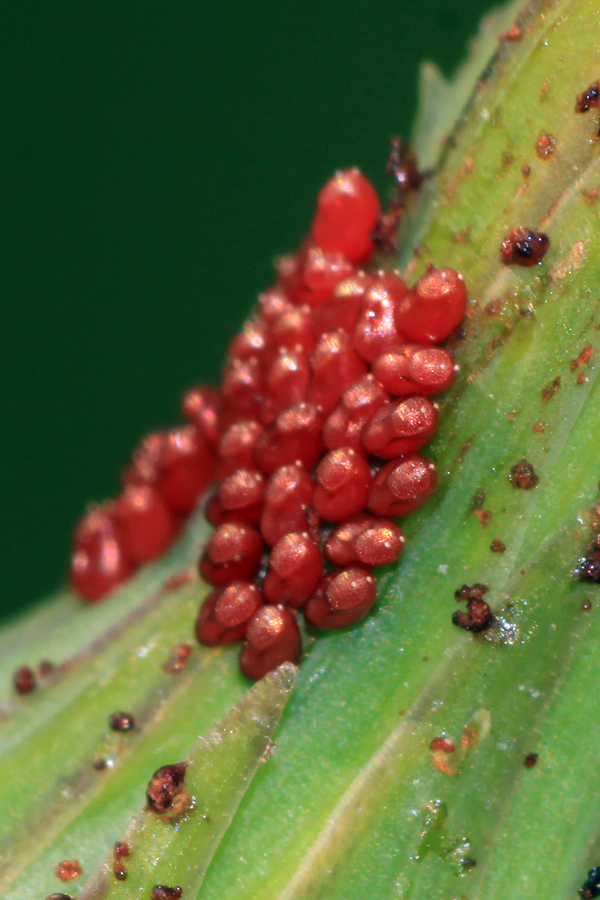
[1,0,495,621]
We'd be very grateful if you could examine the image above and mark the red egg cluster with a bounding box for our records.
[69,410,219,601]
[195,168,466,680]
[69,164,467,682]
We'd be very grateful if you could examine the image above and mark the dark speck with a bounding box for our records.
[575,550,600,583]
[151,887,183,900]
[146,764,187,814]
[13,666,36,694]
[509,459,539,489]
[541,376,561,402]
[501,228,549,266]
[453,584,494,633]
[579,866,600,898]
[109,712,135,732]
[575,82,600,113]
[524,752,538,768]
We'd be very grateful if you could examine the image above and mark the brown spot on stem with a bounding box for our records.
[114,841,130,860]
[523,752,538,768]
[38,660,55,677]
[163,642,193,674]
[484,298,505,316]
[473,509,493,527]
[501,228,549,266]
[163,571,193,592]
[453,584,494,633]
[456,435,476,464]
[547,241,586,282]
[582,186,600,204]
[541,376,560,402]
[151,887,183,900]
[429,737,456,753]
[146,763,188,817]
[469,488,486,511]
[13,666,36,694]
[430,751,457,776]
[499,24,523,41]
[570,343,593,371]
[109,712,135,732]
[490,538,506,553]
[575,548,600,583]
[536,133,556,159]
[521,164,531,177]
[461,725,479,749]
[575,82,600,113]
[509,459,539,489]
[55,860,82,882]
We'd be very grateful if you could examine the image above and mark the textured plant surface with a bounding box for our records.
[3,0,600,896]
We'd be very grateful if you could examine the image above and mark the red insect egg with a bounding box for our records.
[113,486,176,565]
[154,427,216,515]
[395,267,467,343]
[199,522,264,586]
[352,272,409,363]
[260,463,317,547]
[283,245,355,309]
[204,490,262,528]
[361,396,439,458]
[371,344,456,395]
[323,373,388,452]
[124,427,215,516]
[218,467,266,524]
[268,305,316,357]
[216,420,264,480]
[263,532,323,608]
[226,315,269,362]
[304,565,377,629]
[262,347,310,424]
[220,356,264,426]
[239,605,302,680]
[325,513,405,567]
[195,581,263,645]
[307,330,368,414]
[367,454,437,517]
[313,448,371,522]
[253,402,324,474]
[123,430,166,488]
[258,287,293,325]
[70,507,133,601]
[310,168,382,263]
[312,272,372,338]
[181,385,221,448]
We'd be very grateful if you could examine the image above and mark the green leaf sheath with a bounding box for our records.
[0,510,210,704]
[1,0,600,897]
[78,665,295,900]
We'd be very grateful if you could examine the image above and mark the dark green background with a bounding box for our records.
[1,0,494,620]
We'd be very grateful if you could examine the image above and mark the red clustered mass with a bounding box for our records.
[69,166,467,681]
